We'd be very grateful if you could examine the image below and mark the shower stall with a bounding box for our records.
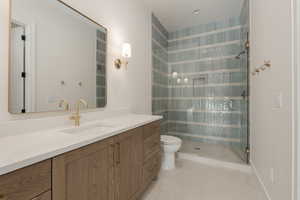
[152,1,249,164]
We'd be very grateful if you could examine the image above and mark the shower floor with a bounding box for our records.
[179,140,245,164]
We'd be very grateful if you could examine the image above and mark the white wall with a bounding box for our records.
[0,0,152,121]
[250,0,295,199]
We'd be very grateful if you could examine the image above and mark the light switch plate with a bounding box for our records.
[273,92,283,109]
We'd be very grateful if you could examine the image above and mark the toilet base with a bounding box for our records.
[162,152,176,170]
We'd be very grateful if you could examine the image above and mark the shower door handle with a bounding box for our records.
[116,142,121,165]
[241,90,247,99]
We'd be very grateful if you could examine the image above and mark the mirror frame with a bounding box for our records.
[8,0,108,116]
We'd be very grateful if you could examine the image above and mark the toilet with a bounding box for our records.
[160,135,182,170]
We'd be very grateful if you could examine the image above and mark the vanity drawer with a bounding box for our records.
[143,121,160,140]
[142,153,161,189]
[0,160,52,200]
[144,132,160,161]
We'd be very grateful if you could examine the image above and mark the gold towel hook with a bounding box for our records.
[252,60,271,76]
[264,60,271,67]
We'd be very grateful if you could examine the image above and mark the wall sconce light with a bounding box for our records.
[115,43,132,69]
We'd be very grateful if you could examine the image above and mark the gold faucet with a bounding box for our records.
[59,99,70,111]
[70,99,88,127]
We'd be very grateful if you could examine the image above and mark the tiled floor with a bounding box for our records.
[180,140,244,164]
[141,159,267,200]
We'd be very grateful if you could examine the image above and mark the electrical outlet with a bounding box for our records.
[270,168,275,184]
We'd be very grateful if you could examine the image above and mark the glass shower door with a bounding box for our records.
[233,31,250,163]
[234,0,250,164]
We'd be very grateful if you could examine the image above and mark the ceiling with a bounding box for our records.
[143,0,244,32]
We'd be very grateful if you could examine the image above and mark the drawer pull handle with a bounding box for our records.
[116,142,121,165]
[0,194,6,200]
[110,144,115,166]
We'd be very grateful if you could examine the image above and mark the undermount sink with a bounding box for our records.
[61,123,116,135]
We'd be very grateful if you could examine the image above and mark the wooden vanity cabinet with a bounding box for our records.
[0,121,161,200]
[52,137,115,200]
[52,123,160,200]
[0,160,51,200]
[141,121,161,193]
[114,127,143,200]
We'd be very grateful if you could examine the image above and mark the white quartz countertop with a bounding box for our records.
[0,114,162,176]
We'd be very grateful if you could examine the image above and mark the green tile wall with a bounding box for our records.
[152,13,248,147]
[152,14,169,133]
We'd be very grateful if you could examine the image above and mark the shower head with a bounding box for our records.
[235,51,246,59]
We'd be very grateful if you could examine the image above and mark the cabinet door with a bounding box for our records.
[52,138,115,200]
[143,121,161,161]
[115,127,143,200]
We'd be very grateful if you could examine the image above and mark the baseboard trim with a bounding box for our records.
[178,152,252,173]
[250,160,272,200]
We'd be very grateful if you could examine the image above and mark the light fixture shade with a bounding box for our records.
[172,72,178,78]
[122,43,132,58]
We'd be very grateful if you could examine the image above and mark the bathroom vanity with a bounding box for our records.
[0,115,161,200]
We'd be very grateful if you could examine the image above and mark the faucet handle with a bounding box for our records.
[70,99,88,127]
[78,99,88,108]
[59,99,70,111]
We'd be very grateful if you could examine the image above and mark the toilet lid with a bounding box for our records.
[161,135,182,145]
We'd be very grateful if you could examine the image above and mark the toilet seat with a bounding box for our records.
[160,135,182,170]
[161,135,182,145]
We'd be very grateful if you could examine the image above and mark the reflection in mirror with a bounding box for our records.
[9,0,107,114]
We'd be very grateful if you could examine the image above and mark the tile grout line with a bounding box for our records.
[152,39,168,54]
[168,25,242,42]
[152,24,169,41]
[153,68,243,78]
[167,120,241,128]
[168,40,240,54]
[169,55,237,65]
[153,110,242,115]
[153,82,246,88]
[152,53,168,65]
[170,68,242,75]
[153,109,243,114]
[152,96,245,100]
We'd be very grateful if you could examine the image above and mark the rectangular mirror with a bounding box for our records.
[9,0,107,114]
